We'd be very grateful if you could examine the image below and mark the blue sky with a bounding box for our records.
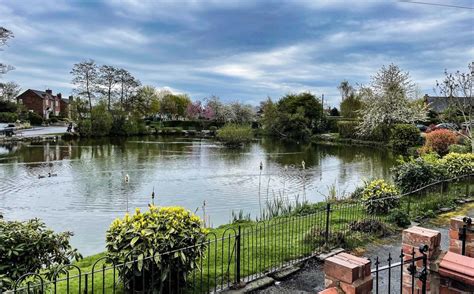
[1,0,473,106]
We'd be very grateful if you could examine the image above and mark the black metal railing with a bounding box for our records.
[4,174,472,293]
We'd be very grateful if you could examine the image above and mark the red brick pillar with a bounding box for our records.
[449,216,474,257]
[322,252,372,294]
[402,226,441,294]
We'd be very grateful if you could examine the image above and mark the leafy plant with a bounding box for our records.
[0,112,17,123]
[105,206,207,292]
[391,157,446,192]
[349,219,394,236]
[337,120,360,139]
[27,111,43,125]
[390,124,422,154]
[387,209,411,228]
[423,129,458,155]
[217,123,253,147]
[362,179,400,214]
[440,152,474,177]
[0,218,81,290]
[448,144,471,154]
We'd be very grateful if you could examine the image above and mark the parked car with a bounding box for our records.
[416,124,428,132]
[0,123,15,137]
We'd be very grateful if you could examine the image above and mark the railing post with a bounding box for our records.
[84,273,88,294]
[236,225,241,285]
[325,203,331,247]
[460,224,467,256]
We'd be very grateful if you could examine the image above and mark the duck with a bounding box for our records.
[48,172,57,177]
[124,174,130,183]
[38,175,46,179]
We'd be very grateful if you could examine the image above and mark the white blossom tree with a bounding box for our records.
[358,64,427,137]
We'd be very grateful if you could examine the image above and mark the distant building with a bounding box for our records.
[16,89,72,119]
[424,94,473,113]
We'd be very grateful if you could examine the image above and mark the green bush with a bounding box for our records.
[28,112,43,125]
[217,123,253,147]
[440,153,474,177]
[387,209,411,228]
[448,144,471,154]
[337,120,359,139]
[77,119,92,137]
[0,112,17,123]
[348,219,393,236]
[392,158,446,192]
[390,124,421,154]
[106,206,207,292]
[362,179,400,214]
[49,116,59,123]
[0,100,17,113]
[0,218,81,290]
[90,106,113,137]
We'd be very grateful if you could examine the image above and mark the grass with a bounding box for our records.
[19,180,472,293]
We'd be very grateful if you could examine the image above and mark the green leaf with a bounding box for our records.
[130,236,140,247]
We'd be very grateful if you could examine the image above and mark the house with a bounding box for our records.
[424,94,473,113]
[16,89,72,119]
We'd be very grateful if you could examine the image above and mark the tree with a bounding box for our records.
[204,96,227,122]
[338,80,354,101]
[131,85,160,116]
[0,27,14,76]
[71,60,99,112]
[0,81,20,102]
[186,100,203,119]
[436,62,474,152]
[340,92,362,118]
[330,107,340,116]
[358,64,426,137]
[160,93,191,120]
[98,65,119,111]
[229,102,255,123]
[117,68,140,110]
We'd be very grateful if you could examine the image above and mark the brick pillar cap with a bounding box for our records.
[403,226,440,238]
[319,287,342,294]
[439,251,474,285]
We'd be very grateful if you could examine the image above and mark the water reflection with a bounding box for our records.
[0,136,396,256]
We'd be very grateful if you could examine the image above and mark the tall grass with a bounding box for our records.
[216,124,253,147]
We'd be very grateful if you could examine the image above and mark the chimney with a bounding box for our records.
[46,89,52,95]
[57,93,62,99]
[68,95,74,102]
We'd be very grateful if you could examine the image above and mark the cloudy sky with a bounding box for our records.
[1,0,473,106]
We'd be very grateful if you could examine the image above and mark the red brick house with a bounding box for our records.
[16,89,72,119]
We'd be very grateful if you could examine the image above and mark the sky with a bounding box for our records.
[0,0,473,107]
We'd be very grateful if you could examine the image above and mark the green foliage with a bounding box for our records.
[90,104,113,136]
[0,112,17,122]
[110,114,148,136]
[423,129,458,155]
[27,112,43,125]
[0,218,81,290]
[261,93,323,141]
[329,107,340,116]
[348,219,394,236]
[349,185,365,199]
[340,93,362,118]
[162,120,224,131]
[0,100,17,113]
[217,123,253,147]
[387,209,411,228]
[362,179,400,214]
[337,120,360,139]
[440,152,474,177]
[106,206,207,292]
[448,144,471,154]
[390,124,421,154]
[392,158,446,192]
[77,119,92,137]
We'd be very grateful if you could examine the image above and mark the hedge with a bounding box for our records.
[0,112,17,123]
[337,120,360,139]
[162,120,225,131]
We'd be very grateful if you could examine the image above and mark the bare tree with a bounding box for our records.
[117,68,141,110]
[0,81,21,102]
[0,27,14,76]
[436,62,474,152]
[99,65,119,111]
[71,60,99,112]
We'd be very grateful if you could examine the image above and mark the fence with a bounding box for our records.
[6,174,473,293]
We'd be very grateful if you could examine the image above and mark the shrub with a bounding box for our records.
[49,116,59,123]
[0,112,17,123]
[303,227,347,248]
[349,219,393,236]
[106,206,207,292]
[77,119,92,137]
[90,106,113,136]
[387,209,411,228]
[440,152,474,177]
[448,144,470,154]
[217,123,253,147]
[0,218,81,290]
[28,112,43,125]
[349,185,365,199]
[337,120,359,139]
[390,124,421,154]
[423,129,458,155]
[362,179,400,214]
[391,158,446,192]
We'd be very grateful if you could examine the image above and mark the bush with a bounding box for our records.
[349,185,365,199]
[390,124,421,154]
[106,206,207,292]
[448,144,471,154]
[77,119,92,137]
[387,209,411,228]
[349,219,394,236]
[0,112,17,123]
[423,129,458,155]
[49,116,59,123]
[28,112,43,125]
[391,158,446,192]
[0,218,81,290]
[440,152,474,177]
[362,179,400,214]
[90,106,113,136]
[337,120,359,139]
[0,100,17,113]
[217,123,253,147]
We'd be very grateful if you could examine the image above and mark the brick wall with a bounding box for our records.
[17,90,44,117]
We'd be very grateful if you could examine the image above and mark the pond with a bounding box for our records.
[0,136,396,256]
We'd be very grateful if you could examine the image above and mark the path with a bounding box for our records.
[16,126,66,137]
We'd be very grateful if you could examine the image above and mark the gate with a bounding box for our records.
[371,245,428,294]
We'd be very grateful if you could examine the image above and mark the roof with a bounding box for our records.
[425,95,473,113]
[18,89,59,100]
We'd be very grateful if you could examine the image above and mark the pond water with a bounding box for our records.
[0,136,396,256]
